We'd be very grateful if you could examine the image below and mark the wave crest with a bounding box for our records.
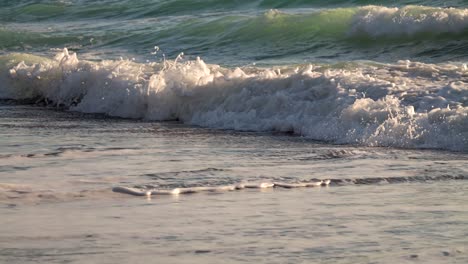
[1,50,467,151]
[350,5,468,37]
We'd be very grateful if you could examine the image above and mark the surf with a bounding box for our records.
[1,5,468,65]
[0,49,466,152]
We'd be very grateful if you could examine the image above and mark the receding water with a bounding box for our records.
[1,183,468,264]
[0,105,467,263]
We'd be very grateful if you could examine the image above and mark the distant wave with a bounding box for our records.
[4,6,467,39]
[0,49,467,151]
[1,1,467,22]
[2,5,467,64]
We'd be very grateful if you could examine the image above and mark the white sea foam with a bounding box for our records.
[0,49,467,151]
[350,5,468,36]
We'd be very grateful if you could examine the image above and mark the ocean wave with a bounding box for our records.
[1,49,467,151]
[1,5,467,64]
[260,6,468,38]
[144,6,468,46]
[1,1,467,22]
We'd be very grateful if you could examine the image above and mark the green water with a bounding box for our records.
[0,0,467,65]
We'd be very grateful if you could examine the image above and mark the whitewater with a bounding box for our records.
[1,48,466,151]
[0,1,467,264]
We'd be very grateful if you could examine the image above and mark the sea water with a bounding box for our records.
[0,0,467,263]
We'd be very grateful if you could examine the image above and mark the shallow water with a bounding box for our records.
[0,105,466,202]
[1,177,468,264]
[0,105,467,263]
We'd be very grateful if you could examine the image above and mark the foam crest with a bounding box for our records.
[0,50,467,151]
[350,5,468,37]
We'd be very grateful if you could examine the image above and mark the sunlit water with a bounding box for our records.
[1,0,467,262]
[0,105,467,263]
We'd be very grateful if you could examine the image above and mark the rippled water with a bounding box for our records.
[0,105,467,263]
[1,183,468,264]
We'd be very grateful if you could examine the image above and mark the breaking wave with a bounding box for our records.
[0,49,467,151]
